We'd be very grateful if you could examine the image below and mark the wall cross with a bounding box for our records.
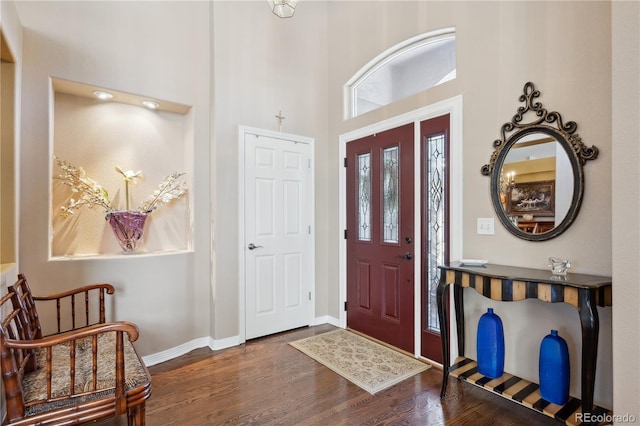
[275,110,285,132]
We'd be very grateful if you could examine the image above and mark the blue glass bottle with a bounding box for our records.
[476,308,505,378]
[539,329,570,405]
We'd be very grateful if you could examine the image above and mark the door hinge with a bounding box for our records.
[344,301,348,311]
[344,229,347,239]
[344,157,347,167]
[309,291,312,301]
[308,158,311,168]
[308,225,311,235]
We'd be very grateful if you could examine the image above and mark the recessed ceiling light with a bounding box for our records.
[142,100,160,110]
[92,90,113,100]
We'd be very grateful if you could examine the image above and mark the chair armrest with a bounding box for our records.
[28,283,116,335]
[3,321,139,349]
[32,283,115,301]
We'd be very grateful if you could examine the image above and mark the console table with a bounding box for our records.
[437,263,612,417]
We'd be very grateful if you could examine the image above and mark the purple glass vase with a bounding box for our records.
[106,210,148,253]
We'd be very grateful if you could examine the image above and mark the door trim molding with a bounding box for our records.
[238,125,316,343]
[338,96,463,357]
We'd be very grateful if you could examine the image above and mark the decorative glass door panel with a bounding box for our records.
[382,146,399,244]
[358,153,371,242]
[346,123,415,353]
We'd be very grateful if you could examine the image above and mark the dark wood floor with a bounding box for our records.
[99,324,559,425]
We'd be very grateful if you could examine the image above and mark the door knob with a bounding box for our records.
[248,243,263,250]
[396,252,412,260]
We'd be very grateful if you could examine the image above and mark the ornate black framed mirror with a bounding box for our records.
[481,82,599,241]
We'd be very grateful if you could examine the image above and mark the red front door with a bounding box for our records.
[346,123,414,353]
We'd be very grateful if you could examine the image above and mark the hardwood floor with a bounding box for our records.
[99,324,559,425]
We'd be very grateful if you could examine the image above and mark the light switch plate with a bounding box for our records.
[477,218,495,235]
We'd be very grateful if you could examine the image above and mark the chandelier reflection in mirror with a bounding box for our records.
[268,0,298,18]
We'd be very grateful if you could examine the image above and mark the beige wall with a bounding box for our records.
[211,2,329,339]
[612,1,640,421]
[0,1,23,419]
[15,1,212,355]
[1,0,23,270]
[326,0,612,408]
[10,0,639,417]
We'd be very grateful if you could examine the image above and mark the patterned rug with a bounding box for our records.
[289,329,430,394]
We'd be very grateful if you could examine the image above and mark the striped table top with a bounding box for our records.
[441,263,611,308]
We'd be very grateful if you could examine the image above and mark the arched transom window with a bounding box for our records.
[345,28,456,119]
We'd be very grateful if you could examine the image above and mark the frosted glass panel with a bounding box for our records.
[358,153,371,241]
[383,146,399,244]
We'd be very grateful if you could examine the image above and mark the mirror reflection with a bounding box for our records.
[498,134,573,235]
[482,82,598,241]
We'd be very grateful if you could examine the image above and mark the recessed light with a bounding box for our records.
[142,100,160,110]
[92,90,113,100]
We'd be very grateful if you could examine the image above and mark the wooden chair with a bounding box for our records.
[12,273,116,339]
[0,274,151,425]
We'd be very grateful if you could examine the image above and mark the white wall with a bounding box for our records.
[555,142,572,221]
[15,1,212,355]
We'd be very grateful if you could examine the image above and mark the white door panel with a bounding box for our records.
[244,132,312,339]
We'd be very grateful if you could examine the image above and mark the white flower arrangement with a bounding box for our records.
[54,156,187,217]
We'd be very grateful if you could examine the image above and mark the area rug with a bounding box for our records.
[289,329,430,394]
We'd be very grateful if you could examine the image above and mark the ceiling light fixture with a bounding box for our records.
[92,90,113,100]
[142,100,160,110]
[268,0,298,18]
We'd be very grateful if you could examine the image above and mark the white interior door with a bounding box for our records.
[243,131,313,339]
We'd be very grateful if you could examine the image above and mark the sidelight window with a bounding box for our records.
[426,133,446,332]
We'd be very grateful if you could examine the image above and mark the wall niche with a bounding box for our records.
[50,78,194,259]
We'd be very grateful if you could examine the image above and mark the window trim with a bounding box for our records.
[344,27,456,120]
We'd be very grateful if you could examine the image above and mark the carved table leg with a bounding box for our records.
[454,283,465,357]
[577,288,599,415]
[437,273,450,398]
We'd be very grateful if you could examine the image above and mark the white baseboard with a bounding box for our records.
[313,315,341,327]
[211,334,241,350]
[142,337,212,366]
[142,316,339,367]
